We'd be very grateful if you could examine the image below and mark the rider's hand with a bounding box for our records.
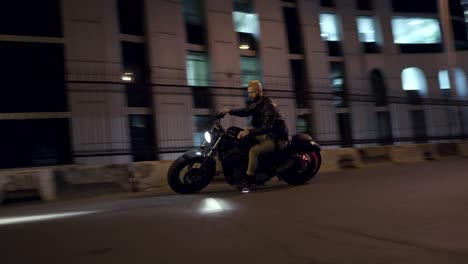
[220,108,231,115]
[237,129,250,139]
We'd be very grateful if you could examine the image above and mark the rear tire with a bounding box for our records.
[281,151,321,185]
[167,156,215,194]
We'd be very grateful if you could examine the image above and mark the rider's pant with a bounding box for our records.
[247,136,288,176]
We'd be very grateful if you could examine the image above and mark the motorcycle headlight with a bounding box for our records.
[204,131,212,144]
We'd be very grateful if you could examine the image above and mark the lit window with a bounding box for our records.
[402,67,428,96]
[233,12,259,36]
[454,68,467,98]
[391,17,441,44]
[319,13,341,41]
[240,56,261,87]
[186,52,209,86]
[356,16,377,42]
[438,70,450,90]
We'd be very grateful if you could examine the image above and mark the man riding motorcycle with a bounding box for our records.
[220,80,289,185]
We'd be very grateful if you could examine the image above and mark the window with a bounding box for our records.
[186,52,209,87]
[182,0,206,45]
[454,68,467,98]
[371,69,388,106]
[129,115,155,161]
[357,17,377,42]
[320,0,335,7]
[296,114,312,134]
[240,56,261,87]
[290,60,308,108]
[233,0,260,51]
[319,13,341,41]
[402,67,428,94]
[0,41,66,113]
[411,110,428,143]
[391,17,441,44]
[402,67,428,104]
[121,42,149,107]
[376,111,393,145]
[392,0,437,13]
[330,62,347,108]
[439,70,451,98]
[356,0,372,10]
[0,119,71,169]
[0,0,62,37]
[338,113,353,147]
[283,7,304,54]
[118,0,144,35]
[357,16,381,53]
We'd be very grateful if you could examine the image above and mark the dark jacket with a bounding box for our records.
[230,96,289,140]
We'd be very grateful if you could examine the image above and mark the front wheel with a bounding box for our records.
[280,150,322,185]
[167,156,216,194]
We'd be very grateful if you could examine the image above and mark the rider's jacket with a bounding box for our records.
[230,96,289,141]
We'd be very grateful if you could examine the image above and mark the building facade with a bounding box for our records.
[0,0,468,168]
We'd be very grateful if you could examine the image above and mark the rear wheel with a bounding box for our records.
[281,151,321,185]
[167,156,215,194]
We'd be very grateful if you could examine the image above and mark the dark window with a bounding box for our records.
[118,0,144,35]
[238,32,258,51]
[398,43,443,53]
[411,110,428,143]
[290,60,309,108]
[449,0,468,51]
[363,42,381,53]
[330,62,348,108]
[234,0,254,13]
[121,42,149,107]
[376,111,393,145]
[0,0,62,37]
[183,0,206,45]
[406,90,422,105]
[296,114,312,134]
[283,7,304,54]
[0,41,66,113]
[0,119,71,169]
[370,69,388,106]
[392,0,437,13]
[320,0,335,7]
[327,41,343,56]
[129,115,155,161]
[356,0,372,10]
[191,87,213,109]
[338,113,353,147]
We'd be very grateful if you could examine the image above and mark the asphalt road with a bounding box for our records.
[1,158,468,264]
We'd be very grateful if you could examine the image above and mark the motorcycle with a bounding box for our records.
[167,112,322,194]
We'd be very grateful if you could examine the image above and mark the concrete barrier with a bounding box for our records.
[132,160,172,189]
[320,148,362,172]
[0,168,55,203]
[458,141,468,157]
[357,146,392,165]
[54,164,132,199]
[390,144,426,163]
[1,141,467,204]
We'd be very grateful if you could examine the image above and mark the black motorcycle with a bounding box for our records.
[167,113,322,194]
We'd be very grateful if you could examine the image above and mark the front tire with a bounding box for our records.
[167,156,216,194]
[281,151,321,185]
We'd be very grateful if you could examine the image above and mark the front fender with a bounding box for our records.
[179,150,216,177]
[183,149,204,159]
